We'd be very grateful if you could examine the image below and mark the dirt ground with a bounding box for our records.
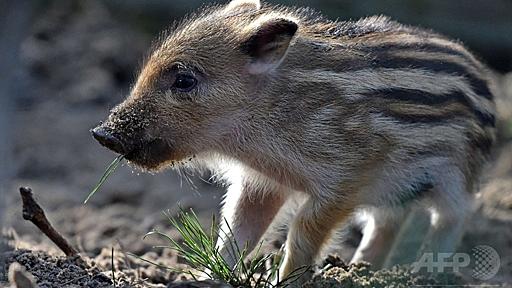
[1,1,511,287]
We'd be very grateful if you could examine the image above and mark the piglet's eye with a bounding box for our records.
[173,74,197,92]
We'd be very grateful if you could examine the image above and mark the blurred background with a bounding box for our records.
[0,0,511,286]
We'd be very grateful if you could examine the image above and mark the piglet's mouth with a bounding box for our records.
[123,138,175,170]
[92,127,175,170]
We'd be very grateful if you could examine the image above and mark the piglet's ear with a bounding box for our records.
[225,0,261,12]
[241,18,298,74]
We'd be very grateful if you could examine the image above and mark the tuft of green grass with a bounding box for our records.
[84,155,124,204]
[139,208,307,287]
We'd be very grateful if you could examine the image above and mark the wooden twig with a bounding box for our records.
[19,186,79,257]
[111,246,116,287]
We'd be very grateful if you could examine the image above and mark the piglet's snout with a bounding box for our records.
[91,126,131,155]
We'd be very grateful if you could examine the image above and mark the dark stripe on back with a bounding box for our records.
[370,88,462,105]
[359,42,474,65]
[382,108,468,124]
[365,88,495,126]
[344,40,494,100]
[371,56,493,100]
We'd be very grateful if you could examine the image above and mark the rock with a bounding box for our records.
[8,262,36,288]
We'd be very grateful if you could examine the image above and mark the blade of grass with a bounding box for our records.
[84,155,124,204]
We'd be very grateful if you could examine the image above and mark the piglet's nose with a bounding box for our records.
[91,126,128,155]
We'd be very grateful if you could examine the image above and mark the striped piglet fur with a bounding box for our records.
[94,0,497,283]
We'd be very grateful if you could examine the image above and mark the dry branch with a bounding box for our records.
[19,187,79,257]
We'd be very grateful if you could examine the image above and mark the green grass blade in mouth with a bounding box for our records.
[83,154,124,204]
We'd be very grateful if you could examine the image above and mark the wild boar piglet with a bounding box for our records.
[92,0,496,282]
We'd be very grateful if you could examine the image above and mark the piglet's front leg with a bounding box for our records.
[279,197,356,284]
[216,181,287,268]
